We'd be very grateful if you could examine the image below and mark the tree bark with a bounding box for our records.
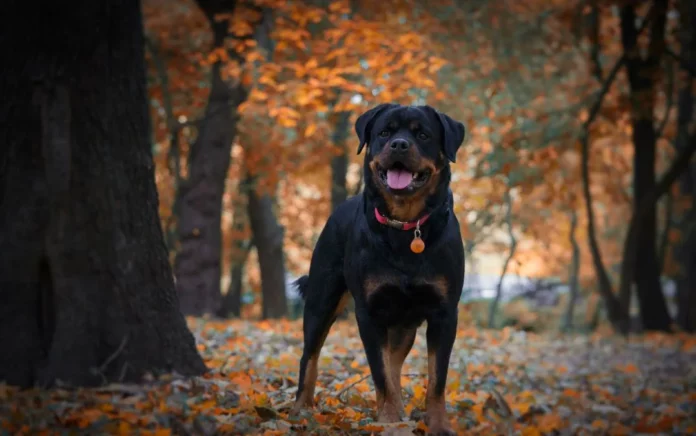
[243,8,288,319]
[329,110,353,318]
[330,111,351,212]
[0,0,206,387]
[217,178,253,318]
[488,189,516,328]
[174,0,248,316]
[675,0,696,332]
[562,209,581,332]
[619,1,672,331]
[658,191,673,273]
[248,187,288,319]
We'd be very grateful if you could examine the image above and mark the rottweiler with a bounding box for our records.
[291,103,466,435]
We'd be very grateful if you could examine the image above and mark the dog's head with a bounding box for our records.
[356,104,465,221]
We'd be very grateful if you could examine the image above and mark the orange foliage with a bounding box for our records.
[143,0,683,309]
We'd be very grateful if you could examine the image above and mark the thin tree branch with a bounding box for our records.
[666,47,696,76]
[589,0,603,82]
[656,55,675,136]
[488,187,516,329]
[583,3,654,129]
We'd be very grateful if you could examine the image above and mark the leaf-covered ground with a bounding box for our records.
[2,317,695,435]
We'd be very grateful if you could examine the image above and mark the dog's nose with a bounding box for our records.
[389,139,410,152]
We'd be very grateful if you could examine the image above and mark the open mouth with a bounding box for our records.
[377,162,430,192]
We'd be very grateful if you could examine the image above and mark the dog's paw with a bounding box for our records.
[376,404,403,423]
[425,413,455,436]
[289,398,313,416]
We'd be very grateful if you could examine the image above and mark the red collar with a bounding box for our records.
[374,207,430,231]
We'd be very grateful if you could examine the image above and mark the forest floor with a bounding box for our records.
[2,317,695,435]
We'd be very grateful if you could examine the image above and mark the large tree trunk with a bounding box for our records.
[675,0,696,332]
[174,1,247,316]
[0,0,206,388]
[619,1,672,331]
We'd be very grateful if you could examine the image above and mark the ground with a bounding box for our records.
[2,313,695,435]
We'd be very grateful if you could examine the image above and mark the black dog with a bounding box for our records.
[291,103,465,435]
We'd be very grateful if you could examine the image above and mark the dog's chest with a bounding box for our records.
[361,270,449,327]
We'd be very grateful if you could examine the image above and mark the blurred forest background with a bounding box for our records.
[143,0,696,334]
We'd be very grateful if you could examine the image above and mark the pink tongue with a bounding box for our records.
[386,169,413,189]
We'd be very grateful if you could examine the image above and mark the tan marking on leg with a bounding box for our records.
[292,292,351,413]
[292,356,319,412]
[388,327,417,417]
[425,347,453,435]
[333,292,351,318]
[377,345,402,423]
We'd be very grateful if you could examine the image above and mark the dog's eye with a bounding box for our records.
[417,132,429,140]
[379,130,390,138]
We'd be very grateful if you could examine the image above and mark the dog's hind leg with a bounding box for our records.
[292,273,348,413]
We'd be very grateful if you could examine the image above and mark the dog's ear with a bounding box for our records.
[355,103,397,155]
[435,110,466,163]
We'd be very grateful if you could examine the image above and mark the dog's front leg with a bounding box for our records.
[425,307,457,436]
[354,307,403,423]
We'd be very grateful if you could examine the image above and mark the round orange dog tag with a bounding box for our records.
[411,236,425,253]
[410,226,425,254]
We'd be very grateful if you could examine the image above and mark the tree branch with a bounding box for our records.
[656,55,675,137]
[589,0,603,82]
[666,47,696,76]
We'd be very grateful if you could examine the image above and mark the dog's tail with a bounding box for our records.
[293,275,310,300]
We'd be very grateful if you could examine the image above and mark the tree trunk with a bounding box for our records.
[578,6,656,334]
[248,187,288,319]
[562,209,581,332]
[0,0,206,388]
[619,1,672,331]
[330,109,353,318]
[675,0,696,332]
[617,128,696,335]
[174,1,248,316]
[488,189,516,328]
[217,179,253,318]
[330,111,351,212]
[242,8,288,319]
